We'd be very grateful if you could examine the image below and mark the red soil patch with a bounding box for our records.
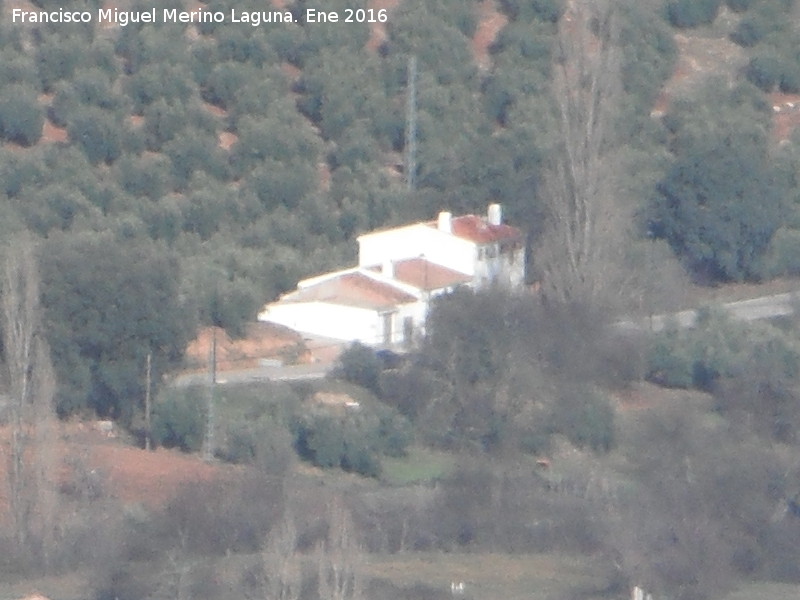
[365,0,402,53]
[218,130,238,151]
[281,61,302,83]
[0,423,225,514]
[202,101,228,118]
[185,322,308,372]
[128,114,145,128]
[473,0,507,70]
[81,439,223,507]
[770,92,800,142]
[40,120,67,144]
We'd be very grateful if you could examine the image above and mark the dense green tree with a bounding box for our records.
[35,34,85,91]
[651,129,785,281]
[163,127,229,187]
[40,233,194,420]
[0,84,43,146]
[666,0,721,28]
[334,342,382,395]
[67,107,123,164]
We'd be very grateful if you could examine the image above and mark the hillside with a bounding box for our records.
[3,1,800,599]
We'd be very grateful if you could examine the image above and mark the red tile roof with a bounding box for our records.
[368,258,471,291]
[287,273,416,310]
[424,215,522,244]
[448,215,523,244]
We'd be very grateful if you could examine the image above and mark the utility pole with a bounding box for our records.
[203,328,217,462]
[144,352,152,451]
[405,55,417,191]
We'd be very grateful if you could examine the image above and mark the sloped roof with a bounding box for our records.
[445,215,523,244]
[283,272,417,311]
[368,258,471,291]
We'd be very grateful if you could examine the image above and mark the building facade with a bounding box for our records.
[258,204,525,347]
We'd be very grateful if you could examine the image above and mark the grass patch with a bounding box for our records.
[381,446,455,485]
[362,552,614,600]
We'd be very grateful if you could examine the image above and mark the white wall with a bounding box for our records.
[259,301,382,344]
[358,224,476,276]
[259,299,429,346]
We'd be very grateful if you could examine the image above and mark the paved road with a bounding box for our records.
[616,291,799,333]
[172,362,330,387]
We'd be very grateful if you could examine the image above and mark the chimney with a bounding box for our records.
[437,211,452,233]
[487,203,502,226]
[382,259,394,278]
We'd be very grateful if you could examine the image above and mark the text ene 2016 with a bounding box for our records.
[306,8,388,23]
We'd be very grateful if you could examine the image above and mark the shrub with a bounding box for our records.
[293,414,381,477]
[67,107,122,164]
[780,64,800,94]
[0,85,43,146]
[726,0,754,11]
[745,54,783,91]
[645,310,800,394]
[333,342,382,395]
[666,0,721,28]
[292,403,411,477]
[152,390,206,452]
[647,335,695,388]
[498,0,564,22]
[548,386,615,452]
[730,16,771,47]
[217,418,295,475]
[763,227,800,277]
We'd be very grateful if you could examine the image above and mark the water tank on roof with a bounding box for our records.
[488,203,502,226]
[438,211,452,233]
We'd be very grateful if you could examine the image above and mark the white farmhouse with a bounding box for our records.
[258,204,525,347]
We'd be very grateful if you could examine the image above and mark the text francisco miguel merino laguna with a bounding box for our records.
[10,7,369,27]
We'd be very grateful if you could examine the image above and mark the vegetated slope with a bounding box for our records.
[0,0,553,336]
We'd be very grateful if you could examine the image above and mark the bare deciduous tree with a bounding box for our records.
[2,234,59,570]
[317,496,363,600]
[260,508,302,600]
[535,0,628,308]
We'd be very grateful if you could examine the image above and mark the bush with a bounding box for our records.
[745,54,784,91]
[780,64,800,94]
[152,390,206,452]
[217,418,295,474]
[666,0,721,28]
[333,342,382,395]
[292,402,411,477]
[763,227,800,277]
[730,16,771,47]
[646,310,800,394]
[0,85,43,146]
[548,386,615,452]
[67,107,123,164]
[726,0,753,11]
[647,327,695,388]
[293,414,382,477]
[498,0,564,22]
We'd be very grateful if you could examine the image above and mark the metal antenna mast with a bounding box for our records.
[405,55,417,191]
[203,328,217,462]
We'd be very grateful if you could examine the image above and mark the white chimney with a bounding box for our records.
[487,203,502,226]
[437,211,452,233]
[382,259,394,278]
